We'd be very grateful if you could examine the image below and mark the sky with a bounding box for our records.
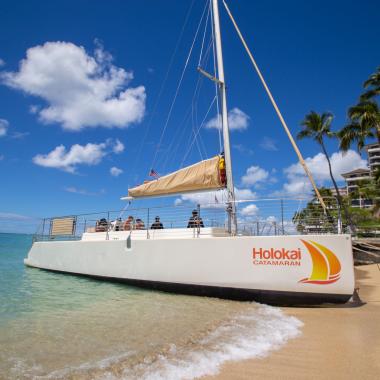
[0,0,379,231]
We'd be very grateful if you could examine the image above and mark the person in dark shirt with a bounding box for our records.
[187,210,204,228]
[151,216,164,229]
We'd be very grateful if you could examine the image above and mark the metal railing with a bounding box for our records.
[32,197,343,242]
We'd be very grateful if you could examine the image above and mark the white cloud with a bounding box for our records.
[176,187,257,208]
[64,186,104,196]
[0,119,9,137]
[2,41,146,131]
[0,155,4,161]
[0,212,31,220]
[260,137,278,151]
[10,131,30,139]
[33,139,121,173]
[240,204,259,216]
[29,105,40,114]
[234,188,258,201]
[112,139,124,154]
[110,166,123,177]
[205,108,249,131]
[241,166,269,186]
[233,144,254,156]
[0,58,5,67]
[276,149,368,196]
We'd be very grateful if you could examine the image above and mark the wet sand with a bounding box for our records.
[202,264,380,380]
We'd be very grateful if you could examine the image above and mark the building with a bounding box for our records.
[341,168,373,208]
[365,143,380,175]
[329,187,348,197]
[339,143,379,209]
[341,168,371,194]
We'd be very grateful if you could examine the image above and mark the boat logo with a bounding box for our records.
[299,240,341,285]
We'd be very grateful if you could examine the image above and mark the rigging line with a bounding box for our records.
[160,88,200,173]
[198,1,211,67]
[192,102,204,160]
[192,90,209,161]
[221,0,327,212]
[180,95,217,167]
[192,38,214,160]
[150,0,209,171]
[196,99,209,160]
[131,0,196,178]
[170,111,193,169]
[160,73,204,172]
[210,0,222,152]
[161,37,213,173]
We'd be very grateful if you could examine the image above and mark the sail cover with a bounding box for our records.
[126,156,225,199]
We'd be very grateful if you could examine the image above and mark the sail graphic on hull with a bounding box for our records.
[299,240,341,284]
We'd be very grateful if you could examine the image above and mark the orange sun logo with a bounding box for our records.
[299,240,341,285]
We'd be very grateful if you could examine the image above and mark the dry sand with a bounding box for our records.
[202,264,380,380]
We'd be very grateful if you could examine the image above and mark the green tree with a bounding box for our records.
[338,101,380,150]
[292,188,337,234]
[350,177,380,214]
[338,67,380,151]
[360,66,380,101]
[298,112,350,227]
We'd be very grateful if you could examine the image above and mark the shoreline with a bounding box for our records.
[201,264,380,380]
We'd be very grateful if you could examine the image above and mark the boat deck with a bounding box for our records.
[82,227,229,241]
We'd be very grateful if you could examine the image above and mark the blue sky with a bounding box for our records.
[0,0,379,230]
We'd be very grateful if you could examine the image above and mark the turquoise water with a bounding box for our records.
[0,233,302,379]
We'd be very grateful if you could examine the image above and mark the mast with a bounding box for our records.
[211,0,237,234]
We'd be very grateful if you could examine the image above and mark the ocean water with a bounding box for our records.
[0,233,303,380]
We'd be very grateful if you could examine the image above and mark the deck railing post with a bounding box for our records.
[106,211,110,240]
[197,204,201,237]
[42,218,46,238]
[336,197,343,234]
[281,199,284,235]
[147,208,150,239]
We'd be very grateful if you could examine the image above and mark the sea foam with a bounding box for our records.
[101,304,303,380]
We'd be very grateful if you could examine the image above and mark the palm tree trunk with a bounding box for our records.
[320,140,354,233]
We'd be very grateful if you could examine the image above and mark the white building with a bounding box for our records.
[365,143,380,175]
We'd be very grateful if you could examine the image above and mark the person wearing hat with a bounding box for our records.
[150,216,164,229]
[187,209,204,228]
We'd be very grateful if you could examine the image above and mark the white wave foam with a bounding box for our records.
[115,304,302,380]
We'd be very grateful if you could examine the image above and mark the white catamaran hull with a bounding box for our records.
[25,234,355,305]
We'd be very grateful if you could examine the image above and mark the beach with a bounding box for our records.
[203,264,380,380]
[1,234,379,379]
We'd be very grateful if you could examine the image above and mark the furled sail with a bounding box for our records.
[125,156,226,199]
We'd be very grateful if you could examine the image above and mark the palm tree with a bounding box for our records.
[338,67,380,152]
[338,101,380,151]
[298,112,351,230]
[360,66,380,101]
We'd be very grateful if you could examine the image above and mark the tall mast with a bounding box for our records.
[211,0,237,233]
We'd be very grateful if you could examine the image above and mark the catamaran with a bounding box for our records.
[24,0,355,305]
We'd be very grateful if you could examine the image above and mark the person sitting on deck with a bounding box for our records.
[135,218,145,230]
[151,216,164,229]
[123,216,134,231]
[95,218,108,232]
[187,209,204,228]
[111,217,123,231]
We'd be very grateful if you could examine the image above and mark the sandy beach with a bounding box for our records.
[203,264,380,380]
